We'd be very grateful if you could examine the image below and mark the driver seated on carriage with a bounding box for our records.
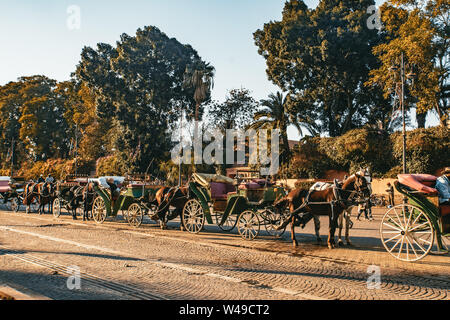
[45,174,54,184]
[106,178,121,207]
[398,170,450,234]
[435,167,450,206]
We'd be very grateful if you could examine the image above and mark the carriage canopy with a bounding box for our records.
[191,173,235,189]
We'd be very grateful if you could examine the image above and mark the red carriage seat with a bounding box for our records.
[398,174,438,194]
[210,182,235,200]
[0,180,11,193]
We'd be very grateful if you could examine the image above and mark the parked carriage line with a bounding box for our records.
[0,170,448,263]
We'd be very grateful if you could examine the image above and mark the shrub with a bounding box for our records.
[96,155,127,176]
[391,126,449,175]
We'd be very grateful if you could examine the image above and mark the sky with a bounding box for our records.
[0,0,436,139]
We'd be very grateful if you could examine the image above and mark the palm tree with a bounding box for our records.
[183,62,215,171]
[183,62,215,122]
[251,92,306,164]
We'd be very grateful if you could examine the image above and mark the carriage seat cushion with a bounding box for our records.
[210,182,235,199]
[238,182,261,190]
[0,181,11,193]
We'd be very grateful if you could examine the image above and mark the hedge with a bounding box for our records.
[290,126,449,178]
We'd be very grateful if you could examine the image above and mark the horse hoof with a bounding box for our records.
[293,241,298,247]
[338,240,344,247]
[346,242,353,246]
[316,238,322,244]
[328,243,335,249]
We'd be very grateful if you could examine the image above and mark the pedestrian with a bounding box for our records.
[386,182,395,208]
[37,175,45,183]
[356,201,372,221]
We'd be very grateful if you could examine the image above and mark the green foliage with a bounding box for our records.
[76,26,213,173]
[207,88,258,131]
[294,180,315,190]
[254,0,386,137]
[17,158,94,181]
[288,127,447,178]
[95,155,127,177]
[369,0,449,126]
[390,126,449,174]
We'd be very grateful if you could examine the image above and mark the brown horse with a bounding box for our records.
[154,186,189,230]
[36,182,55,215]
[23,183,38,214]
[275,174,370,249]
[23,182,54,214]
[81,182,96,221]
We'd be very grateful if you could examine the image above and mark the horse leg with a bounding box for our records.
[345,212,352,246]
[291,216,298,247]
[327,216,337,249]
[313,215,321,243]
[338,211,346,246]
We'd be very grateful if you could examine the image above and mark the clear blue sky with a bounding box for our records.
[0,0,435,139]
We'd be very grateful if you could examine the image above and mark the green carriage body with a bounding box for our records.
[394,181,449,249]
[183,173,288,239]
[93,183,161,217]
[379,176,449,262]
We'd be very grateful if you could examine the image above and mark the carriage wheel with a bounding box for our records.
[261,208,286,238]
[52,198,61,218]
[238,210,260,241]
[182,199,205,234]
[92,197,107,224]
[127,203,144,228]
[215,212,237,232]
[380,204,434,262]
[11,197,20,213]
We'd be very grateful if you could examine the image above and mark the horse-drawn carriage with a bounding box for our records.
[0,176,26,212]
[380,174,450,262]
[181,172,288,240]
[121,175,165,227]
[52,175,91,219]
[91,176,165,227]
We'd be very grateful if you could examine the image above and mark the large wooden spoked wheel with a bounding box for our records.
[52,198,61,218]
[237,210,260,241]
[261,208,286,238]
[380,204,434,262]
[182,199,205,234]
[92,197,107,224]
[127,203,144,228]
[215,212,238,232]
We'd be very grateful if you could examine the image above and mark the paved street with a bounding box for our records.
[0,206,448,300]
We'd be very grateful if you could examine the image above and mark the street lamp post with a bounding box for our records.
[390,52,416,175]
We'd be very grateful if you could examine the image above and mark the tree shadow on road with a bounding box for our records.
[0,248,143,262]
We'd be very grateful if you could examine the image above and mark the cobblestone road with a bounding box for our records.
[0,207,448,300]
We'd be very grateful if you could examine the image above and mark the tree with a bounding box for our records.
[75,26,212,173]
[0,81,23,168]
[183,62,215,122]
[208,88,258,130]
[7,76,69,161]
[250,92,301,164]
[254,0,384,136]
[368,0,449,127]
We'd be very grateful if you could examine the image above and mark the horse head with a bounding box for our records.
[353,173,371,199]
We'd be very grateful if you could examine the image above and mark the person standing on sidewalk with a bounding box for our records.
[386,182,395,208]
